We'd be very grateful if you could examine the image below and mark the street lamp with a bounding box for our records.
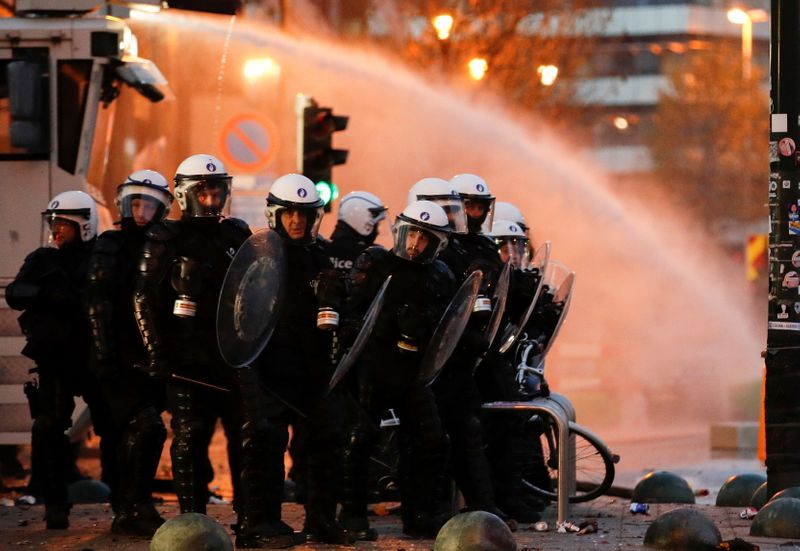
[537,64,559,86]
[727,7,768,79]
[468,58,488,81]
[432,14,454,40]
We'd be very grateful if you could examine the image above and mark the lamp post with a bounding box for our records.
[727,7,768,79]
[432,14,453,72]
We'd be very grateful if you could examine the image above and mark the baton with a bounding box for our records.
[171,373,231,393]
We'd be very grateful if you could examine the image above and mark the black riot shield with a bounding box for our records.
[483,260,511,349]
[497,241,551,354]
[328,275,392,392]
[418,269,483,386]
[217,228,286,368]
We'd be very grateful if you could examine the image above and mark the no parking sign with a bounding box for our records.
[218,113,279,174]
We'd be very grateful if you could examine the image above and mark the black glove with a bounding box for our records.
[171,256,212,296]
[314,269,346,310]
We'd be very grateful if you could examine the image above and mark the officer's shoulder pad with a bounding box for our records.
[431,259,456,281]
[93,231,123,254]
[23,246,57,263]
[221,217,251,234]
[353,245,388,270]
[145,221,179,242]
[364,245,388,258]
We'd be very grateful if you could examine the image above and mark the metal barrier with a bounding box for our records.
[482,393,576,524]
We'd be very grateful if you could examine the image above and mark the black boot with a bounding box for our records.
[169,388,209,514]
[44,504,70,530]
[112,502,164,536]
[236,520,303,549]
[113,407,166,536]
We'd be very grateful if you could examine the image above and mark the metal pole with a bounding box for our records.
[766,0,800,498]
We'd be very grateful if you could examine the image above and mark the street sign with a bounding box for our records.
[218,112,278,174]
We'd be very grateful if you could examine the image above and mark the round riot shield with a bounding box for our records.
[419,270,482,386]
[217,229,286,368]
[497,241,551,354]
[328,275,392,392]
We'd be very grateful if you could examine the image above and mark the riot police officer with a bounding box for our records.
[481,218,548,521]
[327,191,387,273]
[133,154,251,516]
[283,191,387,505]
[233,173,349,548]
[407,176,515,524]
[86,170,173,535]
[339,200,455,540]
[7,191,104,529]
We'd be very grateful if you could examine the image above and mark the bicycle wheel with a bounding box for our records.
[522,414,616,503]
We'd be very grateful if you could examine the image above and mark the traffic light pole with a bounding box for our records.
[766,0,800,498]
[295,93,348,212]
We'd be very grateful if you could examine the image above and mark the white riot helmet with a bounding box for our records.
[41,190,98,247]
[392,200,450,264]
[173,154,232,218]
[494,201,528,234]
[451,173,495,235]
[407,177,467,234]
[337,191,387,237]
[116,169,173,227]
[490,219,530,269]
[265,173,324,244]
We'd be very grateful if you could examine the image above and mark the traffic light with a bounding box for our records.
[297,95,348,213]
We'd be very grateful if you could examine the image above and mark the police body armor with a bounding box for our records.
[6,240,97,524]
[134,217,251,383]
[340,246,455,538]
[86,225,168,534]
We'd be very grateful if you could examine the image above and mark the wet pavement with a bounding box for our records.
[1,497,799,550]
[2,429,797,550]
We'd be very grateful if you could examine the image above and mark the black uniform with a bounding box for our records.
[479,266,549,520]
[133,216,250,515]
[286,221,375,506]
[340,246,454,539]
[327,219,376,273]
[6,240,106,528]
[86,221,167,534]
[434,232,512,519]
[235,239,346,547]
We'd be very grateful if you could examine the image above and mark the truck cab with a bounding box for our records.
[0,0,233,445]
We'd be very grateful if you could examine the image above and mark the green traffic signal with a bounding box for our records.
[315,181,339,212]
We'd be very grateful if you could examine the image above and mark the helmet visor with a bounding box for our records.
[41,214,81,249]
[119,194,168,226]
[496,237,530,269]
[392,221,445,264]
[181,177,232,217]
[463,197,495,235]
[272,206,323,245]
[434,197,468,234]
